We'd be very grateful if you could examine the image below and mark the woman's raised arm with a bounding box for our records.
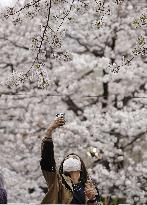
[40,116,65,172]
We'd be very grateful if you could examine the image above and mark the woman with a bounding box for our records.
[0,173,7,204]
[40,116,102,204]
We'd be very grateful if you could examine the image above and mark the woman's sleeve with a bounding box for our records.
[40,136,56,172]
[40,135,61,193]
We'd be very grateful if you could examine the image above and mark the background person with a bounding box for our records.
[0,173,7,204]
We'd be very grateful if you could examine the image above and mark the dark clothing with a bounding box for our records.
[40,138,56,172]
[71,182,86,204]
[71,182,100,204]
[40,137,101,204]
[0,188,7,204]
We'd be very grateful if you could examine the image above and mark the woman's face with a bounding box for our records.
[69,170,81,182]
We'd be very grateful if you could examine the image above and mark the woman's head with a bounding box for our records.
[59,153,90,184]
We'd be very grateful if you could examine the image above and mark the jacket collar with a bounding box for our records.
[61,173,91,203]
[61,174,73,192]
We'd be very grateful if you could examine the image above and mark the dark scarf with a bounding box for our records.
[71,181,86,204]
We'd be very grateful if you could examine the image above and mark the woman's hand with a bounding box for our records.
[85,187,96,200]
[50,116,66,130]
[45,116,65,138]
[85,180,97,200]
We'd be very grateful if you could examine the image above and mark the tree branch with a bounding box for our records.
[122,131,146,149]
[36,0,52,60]
[0,36,29,50]
[14,0,42,15]
[66,33,104,57]
[57,0,75,32]
[77,69,94,81]
[61,95,87,120]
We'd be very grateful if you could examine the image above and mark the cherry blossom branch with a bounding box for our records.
[14,0,42,15]
[57,0,75,32]
[0,1,53,88]
[36,2,52,60]
[23,0,52,83]
[1,0,77,88]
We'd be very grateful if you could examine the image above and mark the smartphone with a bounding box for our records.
[56,113,65,118]
[56,113,65,126]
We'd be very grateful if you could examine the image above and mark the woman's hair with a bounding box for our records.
[0,173,5,189]
[59,153,90,185]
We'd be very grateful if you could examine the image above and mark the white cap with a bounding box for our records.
[63,158,81,172]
